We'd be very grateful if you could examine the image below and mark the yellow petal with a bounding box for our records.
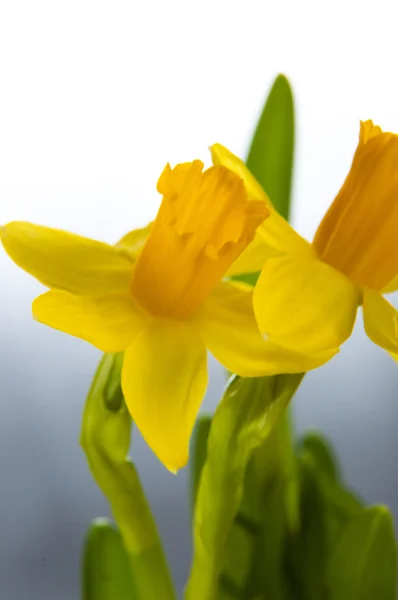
[257,212,314,259]
[132,161,268,319]
[362,289,398,354]
[382,273,398,294]
[115,223,152,260]
[227,215,314,276]
[211,144,313,269]
[33,291,146,353]
[226,230,272,276]
[122,319,208,471]
[211,143,270,203]
[1,222,133,295]
[313,121,398,290]
[200,281,338,376]
[253,255,359,353]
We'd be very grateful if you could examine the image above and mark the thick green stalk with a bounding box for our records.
[185,373,303,600]
[80,353,176,600]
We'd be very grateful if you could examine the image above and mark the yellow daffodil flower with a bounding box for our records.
[0,157,336,471]
[212,120,398,362]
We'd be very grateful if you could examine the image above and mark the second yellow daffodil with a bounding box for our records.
[213,120,398,361]
[1,157,334,472]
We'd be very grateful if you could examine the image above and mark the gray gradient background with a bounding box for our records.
[1,1,398,598]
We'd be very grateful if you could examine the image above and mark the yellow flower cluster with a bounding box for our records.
[2,120,397,471]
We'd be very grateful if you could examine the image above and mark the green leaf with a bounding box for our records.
[326,506,397,600]
[244,478,291,600]
[185,373,303,600]
[82,518,136,600]
[300,439,362,551]
[232,271,260,287]
[190,415,212,512]
[246,74,294,221]
[321,481,362,553]
[221,517,256,594]
[287,455,329,600]
[321,476,362,520]
[287,443,365,600]
[300,432,340,481]
[221,414,300,600]
[240,408,300,534]
[80,353,176,600]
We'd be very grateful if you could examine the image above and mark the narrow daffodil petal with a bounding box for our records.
[211,144,313,268]
[362,290,398,354]
[253,255,360,354]
[226,230,272,276]
[382,273,398,294]
[313,121,398,290]
[227,216,315,276]
[132,161,268,319]
[200,281,338,376]
[211,143,270,203]
[115,223,151,259]
[1,222,133,296]
[33,291,146,353]
[257,213,314,259]
[122,319,208,472]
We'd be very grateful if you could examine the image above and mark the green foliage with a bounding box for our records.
[82,518,136,600]
[81,353,176,600]
[300,432,340,481]
[190,413,397,600]
[190,415,212,512]
[326,507,397,600]
[185,373,303,600]
[287,451,334,600]
[246,74,294,221]
[243,477,291,600]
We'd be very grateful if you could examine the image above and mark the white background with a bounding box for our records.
[0,1,397,598]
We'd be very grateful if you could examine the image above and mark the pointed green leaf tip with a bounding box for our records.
[246,74,294,221]
[300,432,340,481]
[326,506,397,600]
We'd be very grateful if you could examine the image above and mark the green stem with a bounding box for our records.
[185,374,303,600]
[80,353,176,600]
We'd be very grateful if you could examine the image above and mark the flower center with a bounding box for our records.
[131,160,268,319]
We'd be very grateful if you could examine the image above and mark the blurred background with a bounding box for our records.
[0,1,397,598]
